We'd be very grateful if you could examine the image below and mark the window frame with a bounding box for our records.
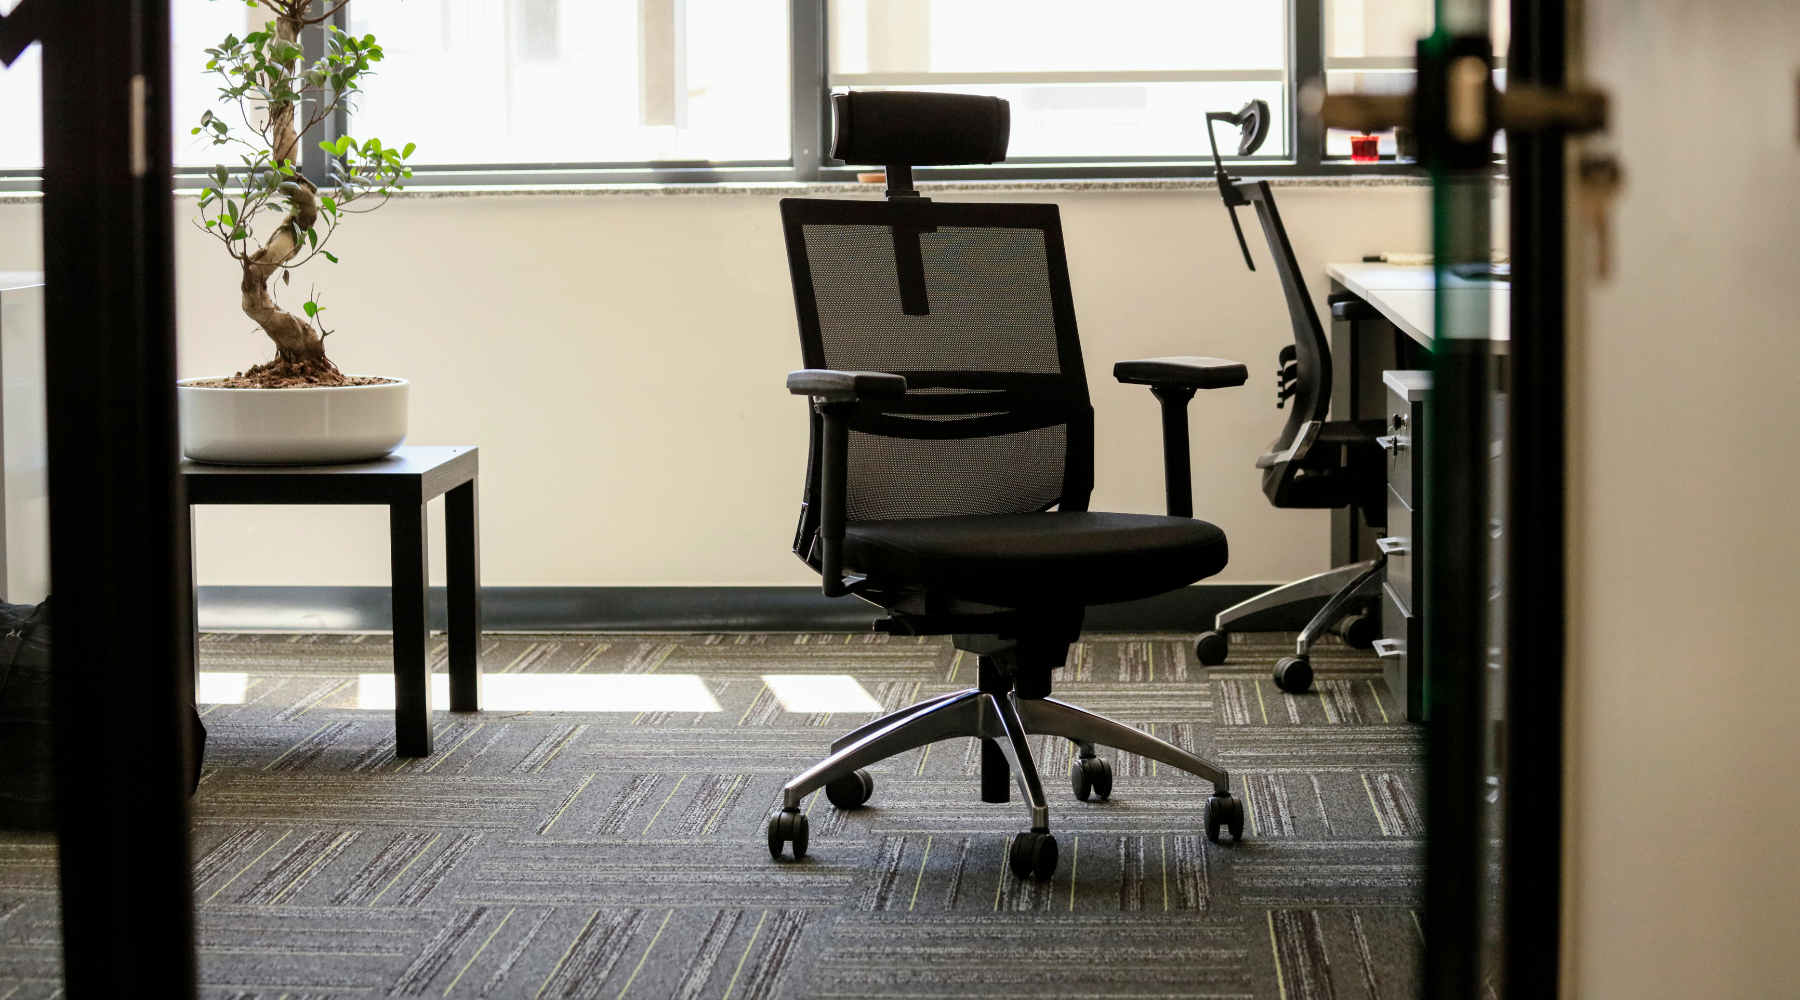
[802,0,1432,182]
[0,0,1430,193]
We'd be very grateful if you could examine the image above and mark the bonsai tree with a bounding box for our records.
[193,0,414,388]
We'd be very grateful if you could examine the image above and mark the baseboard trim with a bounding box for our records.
[196,584,1280,634]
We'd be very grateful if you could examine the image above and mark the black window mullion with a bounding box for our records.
[300,2,350,188]
[1291,0,1325,171]
[790,0,826,182]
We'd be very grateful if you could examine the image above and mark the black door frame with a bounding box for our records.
[1,0,198,995]
[1501,0,1569,995]
[1418,0,1571,993]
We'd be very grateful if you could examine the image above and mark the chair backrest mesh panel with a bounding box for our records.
[845,424,1069,521]
[781,199,1094,537]
[805,224,1063,373]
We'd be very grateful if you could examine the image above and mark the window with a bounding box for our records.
[348,0,791,168]
[172,0,264,167]
[0,0,1510,191]
[1322,0,1509,159]
[0,0,40,172]
[828,0,1288,161]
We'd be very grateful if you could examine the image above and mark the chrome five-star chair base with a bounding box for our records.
[766,654,1243,881]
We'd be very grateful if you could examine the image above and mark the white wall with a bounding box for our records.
[0,181,1429,587]
[1568,1,1800,995]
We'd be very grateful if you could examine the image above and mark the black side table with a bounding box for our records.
[181,445,481,756]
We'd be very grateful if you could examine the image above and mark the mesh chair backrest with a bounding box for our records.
[780,199,1094,549]
[1242,181,1332,452]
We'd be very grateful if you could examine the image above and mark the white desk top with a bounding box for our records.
[1326,262,1509,346]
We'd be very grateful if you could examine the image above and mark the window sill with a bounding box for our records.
[378,175,1433,198]
[0,174,1444,205]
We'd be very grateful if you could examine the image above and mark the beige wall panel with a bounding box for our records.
[0,185,1429,586]
[1569,1,1800,995]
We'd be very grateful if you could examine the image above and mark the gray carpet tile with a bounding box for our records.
[0,630,1423,1000]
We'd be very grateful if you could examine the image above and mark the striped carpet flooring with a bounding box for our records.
[0,630,1422,999]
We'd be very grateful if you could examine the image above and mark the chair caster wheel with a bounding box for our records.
[1204,794,1244,843]
[1338,612,1378,649]
[1273,655,1313,693]
[766,808,809,859]
[825,769,874,809]
[1071,757,1113,801]
[1009,831,1059,881]
[1194,631,1229,666]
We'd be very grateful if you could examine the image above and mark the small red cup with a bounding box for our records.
[1350,134,1381,163]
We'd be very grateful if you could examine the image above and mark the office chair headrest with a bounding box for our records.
[1220,99,1272,156]
[830,91,1011,166]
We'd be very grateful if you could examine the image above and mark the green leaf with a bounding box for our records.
[306,227,317,249]
[402,142,416,159]
[322,251,339,264]
[321,195,338,213]
[335,135,352,156]
[302,300,318,317]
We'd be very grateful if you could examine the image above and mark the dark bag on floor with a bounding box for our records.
[0,598,206,830]
[0,599,55,830]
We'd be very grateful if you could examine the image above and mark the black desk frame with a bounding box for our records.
[181,446,482,756]
[1325,293,1429,568]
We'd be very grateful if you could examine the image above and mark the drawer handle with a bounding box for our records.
[1372,638,1406,659]
[1376,536,1409,556]
[1377,434,1409,452]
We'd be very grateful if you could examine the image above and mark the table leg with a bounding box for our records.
[186,507,199,701]
[445,479,482,712]
[184,505,204,790]
[390,502,432,757]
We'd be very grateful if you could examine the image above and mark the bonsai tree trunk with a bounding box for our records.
[237,11,344,387]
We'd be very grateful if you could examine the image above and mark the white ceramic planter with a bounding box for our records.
[177,377,408,465]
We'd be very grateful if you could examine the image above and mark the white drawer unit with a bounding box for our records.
[0,273,47,605]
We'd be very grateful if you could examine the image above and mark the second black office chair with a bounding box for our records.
[1190,101,1390,694]
[771,91,1250,880]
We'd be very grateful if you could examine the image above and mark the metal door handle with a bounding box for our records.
[1376,536,1409,556]
[1372,639,1405,659]
[1377,434,1409,452]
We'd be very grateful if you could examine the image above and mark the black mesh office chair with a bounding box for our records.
[770,91,1249,880]
[1189,102,1390,694]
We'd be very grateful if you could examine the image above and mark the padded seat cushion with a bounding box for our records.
[844,511,1228,609]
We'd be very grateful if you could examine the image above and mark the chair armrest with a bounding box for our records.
[788,369,908,400]
[1113,357,1249,390]
[1114,358,1245,519]
[790,370,902,599]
